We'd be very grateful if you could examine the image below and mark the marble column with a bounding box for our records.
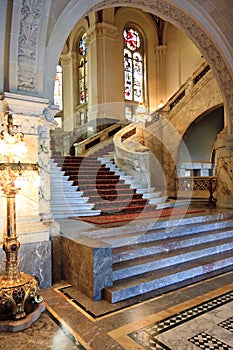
[0,93,58,287]
[214,131,233,208]
[154,45,167,109]
[60,51,79,132]
[86,16,124,125]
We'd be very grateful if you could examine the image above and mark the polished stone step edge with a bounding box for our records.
[104,217,233,248]
[112,236,233,280]
[103,251,233,302]
[112,225,233,263]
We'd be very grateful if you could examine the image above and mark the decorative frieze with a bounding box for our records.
[17,0,43,91]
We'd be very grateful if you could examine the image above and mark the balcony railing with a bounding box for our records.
[177,176,217,207]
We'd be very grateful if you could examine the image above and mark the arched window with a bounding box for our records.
[79,33,88,105]
[123,27,144,103]
[54,65,63,110]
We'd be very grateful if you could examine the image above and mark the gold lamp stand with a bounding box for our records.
[0,114,44,332]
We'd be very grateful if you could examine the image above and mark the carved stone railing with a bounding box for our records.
[113,123,152,188]
[51,121,124,156]
[164,62,210,112]
[177,176,217,206]
[74,122,125,156]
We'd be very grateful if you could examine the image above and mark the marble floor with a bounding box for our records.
[0,271,232,349]
[1,205,233,349]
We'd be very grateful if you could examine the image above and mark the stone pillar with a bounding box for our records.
[60,51,78,132]
[154,45,167,109]
[0,93,58,288]
[214,131,233,208]
[87,20,124,125]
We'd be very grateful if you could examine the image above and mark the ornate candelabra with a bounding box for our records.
[0,113,44,331]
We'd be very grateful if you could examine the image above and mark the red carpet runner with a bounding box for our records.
[52,143,157,215]
[69,208,206,225]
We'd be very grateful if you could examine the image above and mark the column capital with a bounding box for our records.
[87,22,118,45]
[154,45,167,57]
[60,51,78,65]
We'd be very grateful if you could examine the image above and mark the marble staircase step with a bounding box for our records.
[62,169,114,175]
[50,197,89,205]
[103,250,233,303]
[99,212,233,302]
[96,204,155,215]
[102,216,233,248]
[52,208,101,218]
[112,236,233,281]
[50,158,101,218]
[94,197,147,207]
[136,187,155,194]
[155,199,191,209]
[51,190,84,198]
[82,188,136,195]
[68,174,120,181]
[142,191,162,199]
[112,226,233,263]
[148,196,167,205]
[73,182,133,189]
[51,202,95,210]
[84,193,143,201]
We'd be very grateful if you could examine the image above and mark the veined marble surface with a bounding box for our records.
[0,271,232,350]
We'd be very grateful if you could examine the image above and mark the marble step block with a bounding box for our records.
[51,191,84,199]
[50,197,89,204]
[112,227,233,263]
[112,236,233,281]
[103,250,233,303]
[51,202,95,211]
[52,208,101,218]
[103,217,233,248]
[101,212,233,302]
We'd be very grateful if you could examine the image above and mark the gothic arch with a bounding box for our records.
[44,0,233,132]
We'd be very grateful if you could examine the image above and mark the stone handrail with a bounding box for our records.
[113,123,152,188]
[74,122,124,156]
[162,62,210,113]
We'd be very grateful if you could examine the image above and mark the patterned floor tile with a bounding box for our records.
[219,317,233,333]
[188,332,232,349]
[130,290,233,350]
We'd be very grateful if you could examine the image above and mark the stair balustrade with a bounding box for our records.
[177,176,217,207]
[113,123,152,189]
[74,122,124,156]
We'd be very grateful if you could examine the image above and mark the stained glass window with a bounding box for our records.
[54,65,63,110]
[123,28,144,102]
[79,33,88,104]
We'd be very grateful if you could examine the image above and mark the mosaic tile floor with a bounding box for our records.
[129,292,233,349]
[0,271,232,349]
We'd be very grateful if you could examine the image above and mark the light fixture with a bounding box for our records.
[157,100,164,109]
[0,113,44,332]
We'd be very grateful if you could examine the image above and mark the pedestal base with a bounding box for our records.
[0,302,45,332]
[0,272,43,321]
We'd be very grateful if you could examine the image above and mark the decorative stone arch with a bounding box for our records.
[44,0,233,133]
[69,18,89,53]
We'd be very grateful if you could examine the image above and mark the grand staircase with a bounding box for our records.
[51,143,159,216]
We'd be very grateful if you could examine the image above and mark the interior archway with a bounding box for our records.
[44,0,233,132]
